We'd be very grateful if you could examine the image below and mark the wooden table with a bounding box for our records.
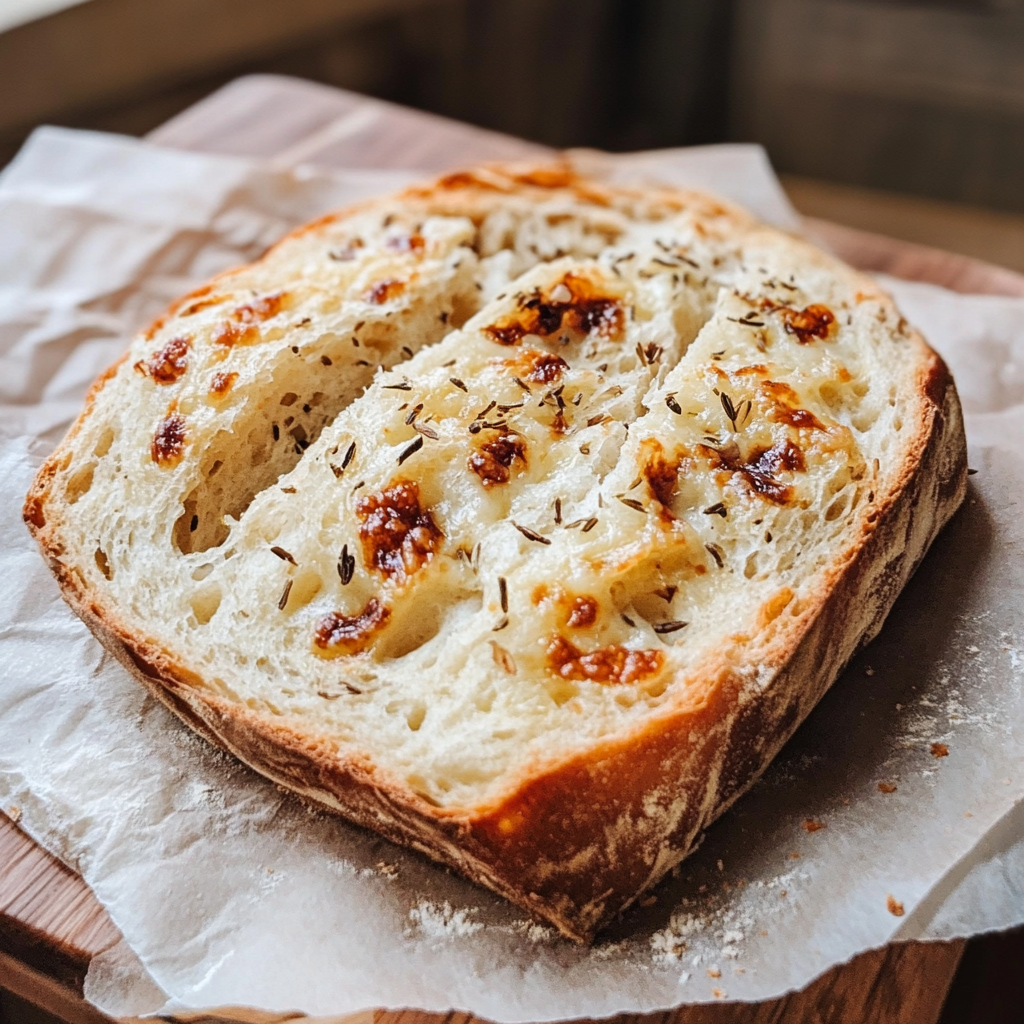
[4,73,1024,1024]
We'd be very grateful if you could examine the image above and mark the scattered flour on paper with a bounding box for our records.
[648,867,806,971]
[407,899,484,940]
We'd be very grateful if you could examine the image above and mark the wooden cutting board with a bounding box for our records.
[5,72,1024,1024]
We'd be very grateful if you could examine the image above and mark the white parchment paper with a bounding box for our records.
[0,127,1022,1020]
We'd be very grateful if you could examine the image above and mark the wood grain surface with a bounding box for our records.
[7,71,1024,1024]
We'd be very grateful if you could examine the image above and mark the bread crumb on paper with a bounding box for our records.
[931,742,949,758]
[802,818,826,833]
[878,781,897,793]
[651,911,704,962]
[886,895,905,917]
[707,967,721,978]
[712,988,727,999]
[6,805,21,823]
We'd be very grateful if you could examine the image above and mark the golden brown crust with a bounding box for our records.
[22,165,968,943]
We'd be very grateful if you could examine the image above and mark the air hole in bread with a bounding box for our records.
[852,409,879,433]
[406,703,427,731]
[818,382,842,413]
[375,591,481,661]
[190,584,221,625]
[65,463,95,504]
[93,427,115,457]
[94,547,113,580]
[282,566,322,614]
[825,493,849,522]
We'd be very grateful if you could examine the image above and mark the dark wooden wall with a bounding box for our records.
[731,0,1024,214]
[0,0,734,167]
[4,0,1022,213]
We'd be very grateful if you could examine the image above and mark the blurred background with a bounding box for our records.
[1,0,1023,267]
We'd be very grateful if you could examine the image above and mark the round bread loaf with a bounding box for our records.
[24,164,967,941]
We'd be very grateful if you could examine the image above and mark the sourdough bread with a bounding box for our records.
[24,164,967,941]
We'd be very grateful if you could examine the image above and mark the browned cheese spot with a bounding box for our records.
[152,412,187,466]
[209,370,238,397]
[565,595,599,629]
[545,634,663,685]
[213,292,289,347]
[135,336,190,384]
[760,380,827,431]
[643,441,681,508]
[314,598,390,655]
[698,437,805,505]
[469,431,526,487]
[483,273,624,346]
[356,480,443,584]
[779,303,835,345]
[364,278,407,305]
[502,350,569,385]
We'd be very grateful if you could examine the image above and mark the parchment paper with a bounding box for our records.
[1,126,1022,1020]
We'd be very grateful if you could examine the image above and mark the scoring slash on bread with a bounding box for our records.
[24,164,967,942]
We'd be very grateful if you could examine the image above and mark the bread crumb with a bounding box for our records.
[802,818,826,833]
[930,742,949,758]
[789,852,801,859]
[7,805,21,823]
[886,894,904,917]
[640,895,658,907]
[707,968,721,978]
[878,782,897,794]
[712,988,726,999]
[651,911,703,962]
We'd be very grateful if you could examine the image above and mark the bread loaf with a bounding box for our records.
[24,164,967,941]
